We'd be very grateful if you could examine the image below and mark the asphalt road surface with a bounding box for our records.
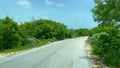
[0,37,92,68]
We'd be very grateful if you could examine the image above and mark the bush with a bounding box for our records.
[0,17,20,50]
[22,37,40,46]
[47,37,57,42]
[88,32,109,55]
[88,27,120,67]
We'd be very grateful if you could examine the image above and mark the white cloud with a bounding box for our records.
[57,3,65,8]
[45,0,53,6]
[41,15,48,19]
[44,0,65,8]
[18,0,31,8]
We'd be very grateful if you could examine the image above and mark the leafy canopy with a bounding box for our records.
[92,0,120,26]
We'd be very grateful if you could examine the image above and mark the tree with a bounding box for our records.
[92,0,120,26]
[19,19,67,40]
[91,0,120,67]
[75,28,90,36]
[0,17,20,50]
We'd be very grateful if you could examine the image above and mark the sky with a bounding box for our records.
[0,0,98,29]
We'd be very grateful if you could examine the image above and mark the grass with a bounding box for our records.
[0,39,54,54]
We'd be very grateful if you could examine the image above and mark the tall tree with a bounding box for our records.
[92,0,120,26]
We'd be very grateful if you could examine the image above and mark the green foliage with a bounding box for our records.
[66,29,74,38]
[20,19,67,40]
[75,28,91,36]
[88,26,120,67]
[66,28,91,38]
[91,26,119,34]
[0,16,90,54]
[0,17,20,50]
[90,0,120,67]
[92,0,120,26]
[22,37,40,46]
[0,17,68,52]
[88,32,109,55]
[19,22,34,39]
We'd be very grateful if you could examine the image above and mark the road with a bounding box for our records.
[0,37,92,68]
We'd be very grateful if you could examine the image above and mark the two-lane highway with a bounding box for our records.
[0,37,92,68]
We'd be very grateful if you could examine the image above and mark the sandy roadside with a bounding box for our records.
[0,51,21,59]
[85,42,109,68]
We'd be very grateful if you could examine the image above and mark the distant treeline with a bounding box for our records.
[0,16,91,51]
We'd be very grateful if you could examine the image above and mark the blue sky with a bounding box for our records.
[0,0,98,29]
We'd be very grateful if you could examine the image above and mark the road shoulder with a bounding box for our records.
[85,41,109,68]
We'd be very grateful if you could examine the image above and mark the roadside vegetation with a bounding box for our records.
[88,0,120,67]
[0,17,66,53]
[0,17,90,53]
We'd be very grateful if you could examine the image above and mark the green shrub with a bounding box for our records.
[88,27,120,67]
[47,37,57,42]
[22,37,40,46]
[0,17,20,50]
[88,32,109,55]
